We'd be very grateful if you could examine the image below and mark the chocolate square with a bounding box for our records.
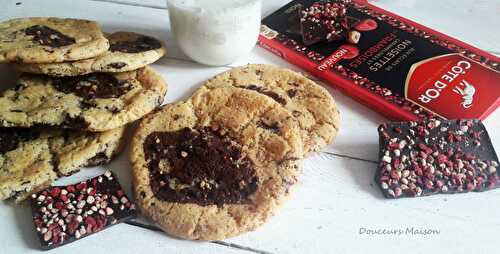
[30,171,136,250]
[299,0,350,45]
[376,119,499,199]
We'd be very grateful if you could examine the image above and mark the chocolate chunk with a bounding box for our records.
[30,171,136,250]
[85,152,110,167]
[257,121,281,134]
[24,25,75,48]
[52,73,133,100]
[240,85,287,105]
[376,119,500,199]
[299,0,351,45]
[109,36,161,53]
[144,127,258,207]
[0,127,39,155]
[62,115,90,129]
[106,62,127,69]
[287,89,298,98]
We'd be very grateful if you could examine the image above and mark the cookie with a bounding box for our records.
[130,87,304,240]
[0,17,109,63]
[14,32,166,76]
[31,171,136,250]
[0,127,126,202]
[51,127,126,176]
[199,64,340,155]
[376,119,499,199]
[0,66,167,131]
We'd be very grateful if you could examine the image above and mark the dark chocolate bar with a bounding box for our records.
[30,171,136,250]
[299,0,351,45]
[376,119,499,199]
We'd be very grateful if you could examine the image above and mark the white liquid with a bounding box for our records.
[167,0,261,66]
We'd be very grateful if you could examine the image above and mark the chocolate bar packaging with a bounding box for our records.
[259,0,500,120]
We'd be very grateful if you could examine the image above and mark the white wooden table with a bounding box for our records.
[1,1,499,253]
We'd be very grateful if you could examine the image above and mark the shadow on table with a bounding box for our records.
[335,147,386,200]
[13,201,40,250]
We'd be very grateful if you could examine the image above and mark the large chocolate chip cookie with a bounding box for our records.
[0,66,167,131]
[198,64,340,155]
[130,87,304,240]
[0,126,126,202]
[14,32,166,76]
[0,17,109,63]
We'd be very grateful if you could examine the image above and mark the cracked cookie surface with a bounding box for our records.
[0,66,167,131]
[130,87,303,240]
[0,17,109,63]
[198,64,340,155]
[14,32,165,76]
[0,126,126,202]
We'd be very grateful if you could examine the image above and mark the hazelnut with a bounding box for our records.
[347,30,361,44]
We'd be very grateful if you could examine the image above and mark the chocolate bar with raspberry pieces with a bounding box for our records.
[376,119,499,199]
[299,0,351,45]
[30,171,136,250]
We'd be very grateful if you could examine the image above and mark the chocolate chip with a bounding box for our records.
[240,85,287,105]
[14,83,27,91]
[109,36,161,53]
[0,127,40,155]
[62,116,90,129]
[257,121,281,134]
[144,128,258,207]
[287,89,298,98]
[52,73,133,100]
[24,25,75,48]
[106,62,127,69]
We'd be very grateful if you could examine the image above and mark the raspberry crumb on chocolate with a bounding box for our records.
[299,0,351,45]
[376,119,499,199]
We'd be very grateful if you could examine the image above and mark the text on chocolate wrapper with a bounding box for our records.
[317,48,349,71]
[418,61,472,104]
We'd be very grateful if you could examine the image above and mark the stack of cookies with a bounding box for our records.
[130,64,340,240]
[0,17,167,202]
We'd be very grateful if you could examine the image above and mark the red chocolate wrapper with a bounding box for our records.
[259,0,500,120]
